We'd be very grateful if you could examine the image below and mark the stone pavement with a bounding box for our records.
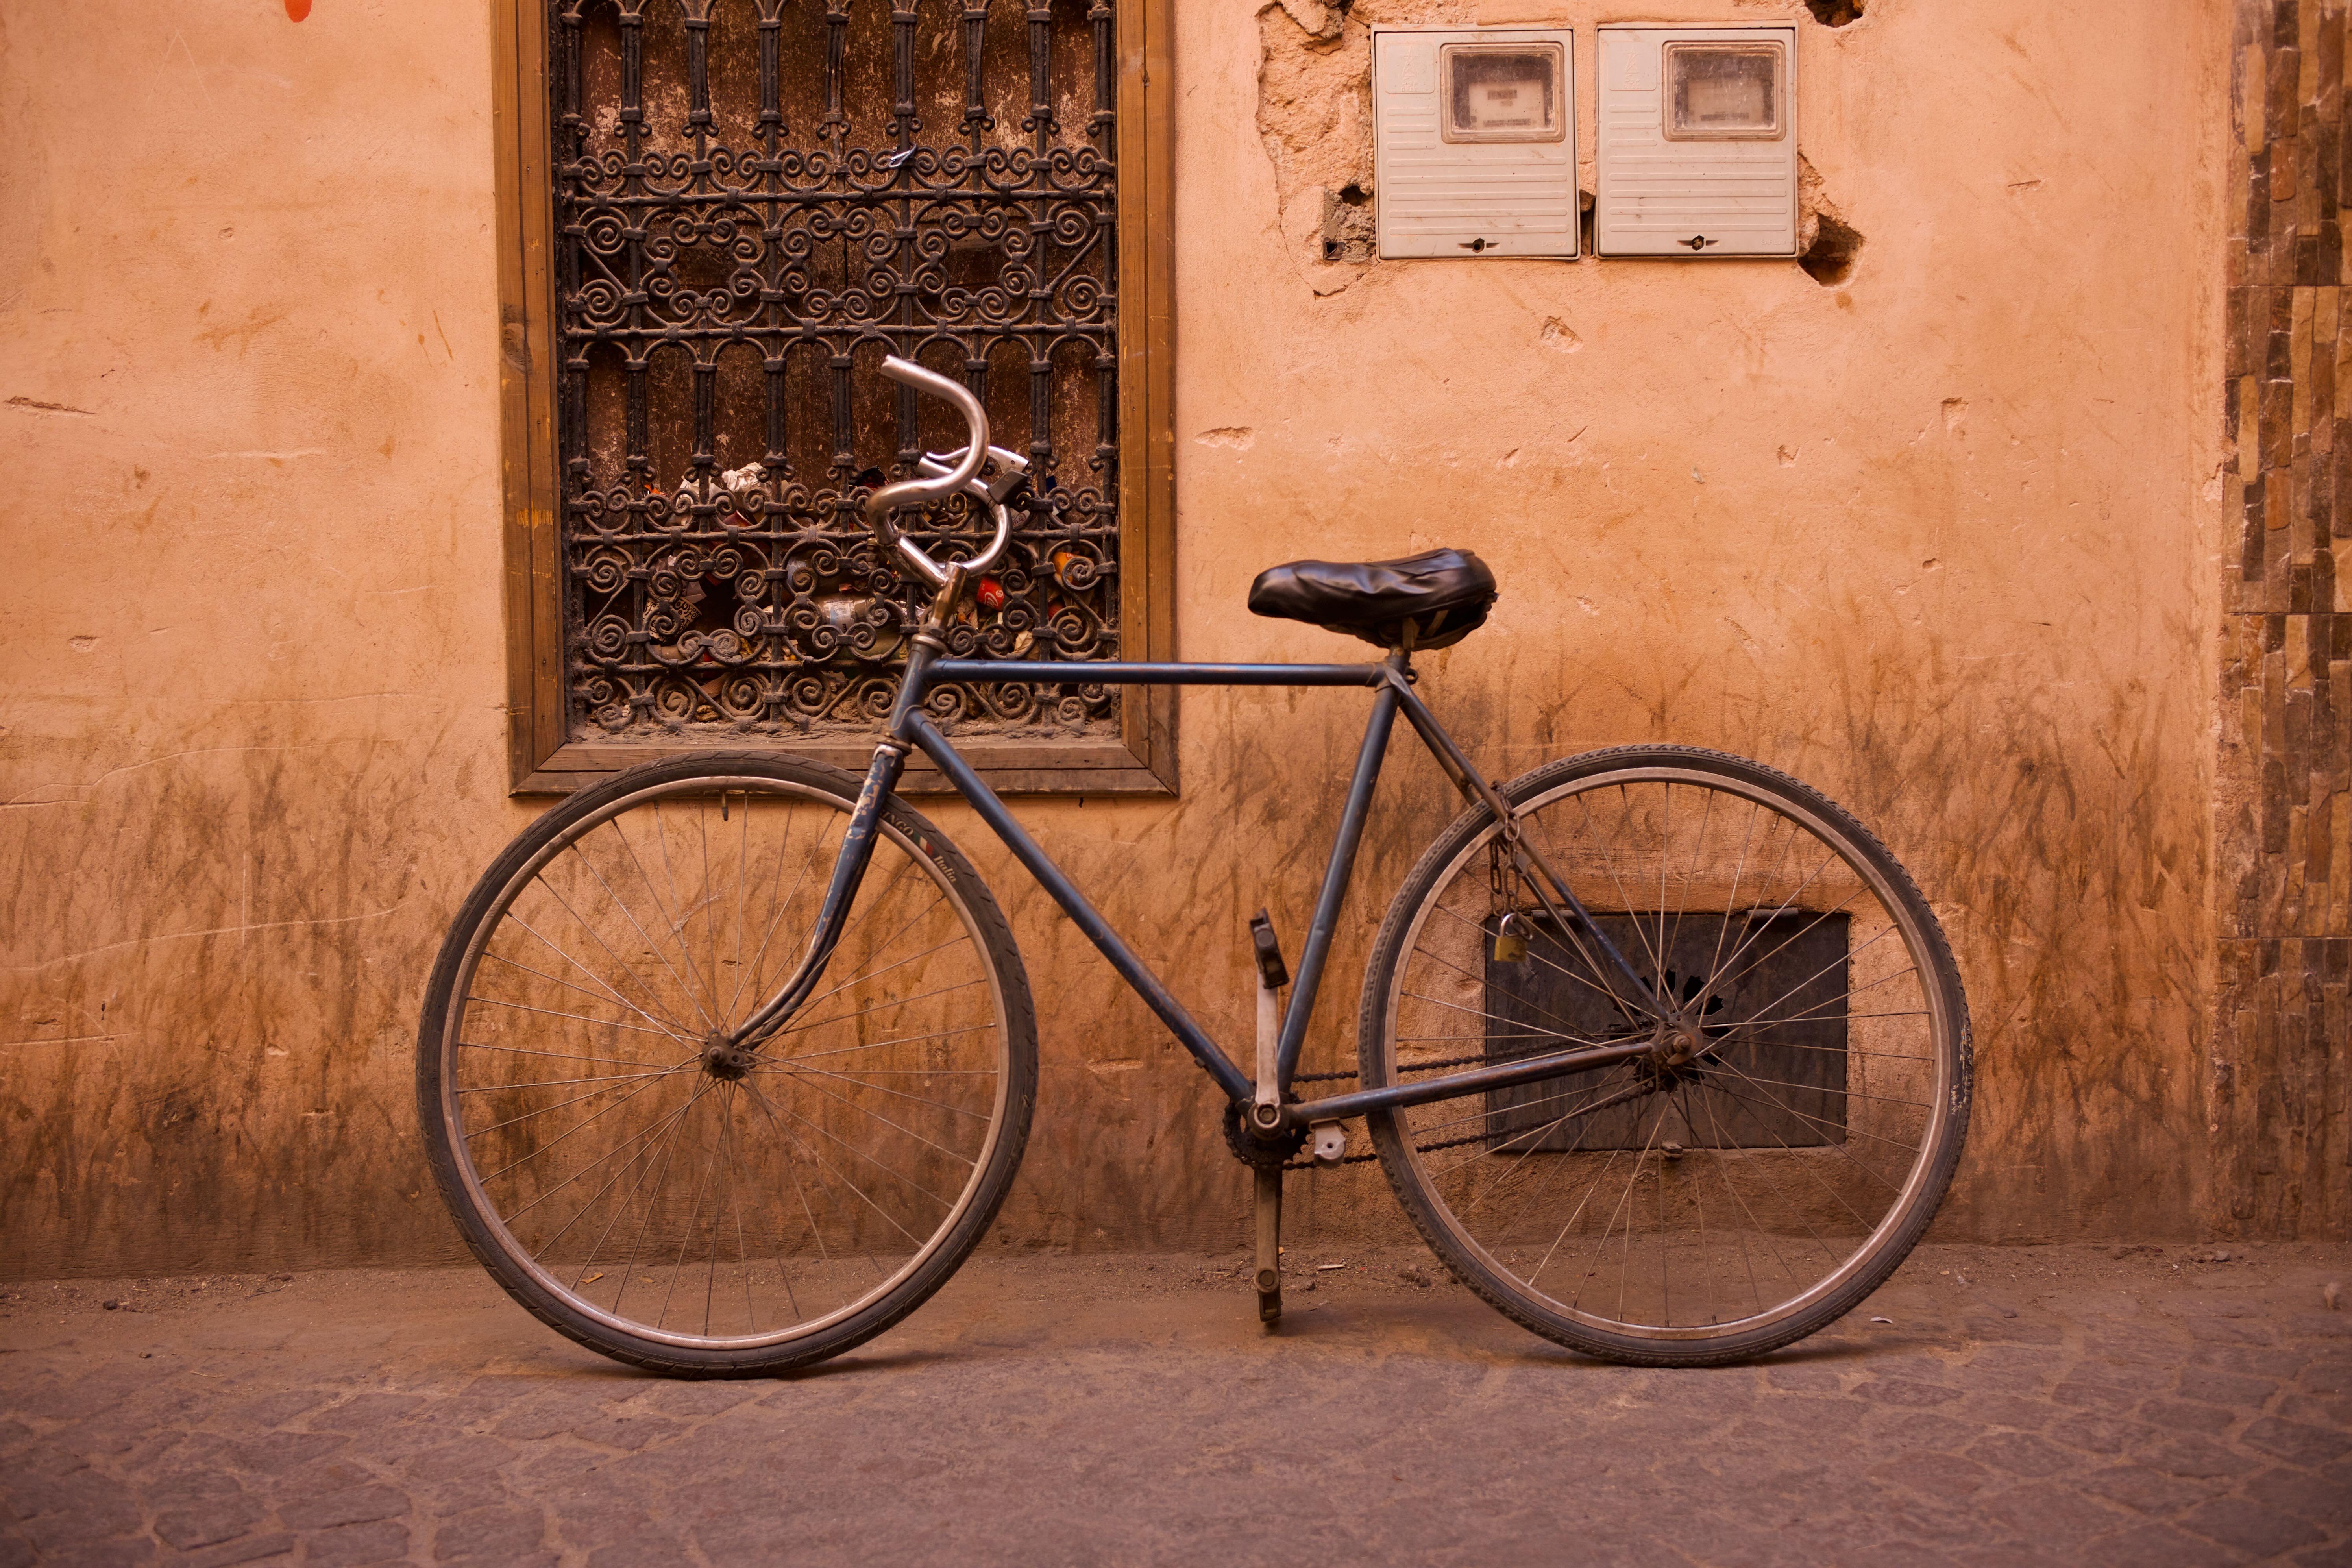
[2,1241,2349,1566]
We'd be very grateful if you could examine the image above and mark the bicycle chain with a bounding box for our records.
[1292,1051,1491,1084]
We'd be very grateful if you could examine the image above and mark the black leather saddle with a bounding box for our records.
[1246,548,1498,651]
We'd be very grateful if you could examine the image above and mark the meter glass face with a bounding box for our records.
[1665,43,1783,140]
[1440,44,1566,144]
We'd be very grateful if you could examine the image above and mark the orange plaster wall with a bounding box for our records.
[0,0,2232,1276]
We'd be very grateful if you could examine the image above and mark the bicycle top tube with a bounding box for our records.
[925,659,1393,688]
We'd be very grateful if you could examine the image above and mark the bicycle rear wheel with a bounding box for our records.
[1359,746,1969,1365]
[417,752,1035,1376]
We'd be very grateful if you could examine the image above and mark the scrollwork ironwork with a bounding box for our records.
[551,0,1121,741]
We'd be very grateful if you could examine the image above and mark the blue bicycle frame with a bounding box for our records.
[729,637,1666,1136]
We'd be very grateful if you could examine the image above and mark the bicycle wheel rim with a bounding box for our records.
[1368,754,1967,1348]
[429,770,1018,1354]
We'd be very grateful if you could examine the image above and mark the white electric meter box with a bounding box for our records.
[1372,28,1578,260]
[1595,24,1798,258]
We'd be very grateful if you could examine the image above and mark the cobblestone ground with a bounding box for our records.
[2,1241,2348,1566]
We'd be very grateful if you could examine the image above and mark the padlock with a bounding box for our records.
[1492,911,1529,964]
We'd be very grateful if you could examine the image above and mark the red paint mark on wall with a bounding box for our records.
[285,0,311,19]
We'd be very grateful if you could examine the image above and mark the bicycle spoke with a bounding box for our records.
[459,1068,686,1095]
[609,1078,712,1323]
[778,1064,984,1168]
[658,1080,729,1334]
[1706,1088,1898,1220]
[479,947,696,1045]
[1401,988,1619,1048]
[518,1090,704,1241]
[737,802,838,1023]
[773,977,990,1038]
[459,1040,674,1067]
[462,1063,698,1141]
[463,994,687,1041]
[1429,897,1629,1013]
[739,1070,886,1281]
[553,1082,705,1284]
[651,798,727,1032]
[767,1060,994,1120]
[499,904,697,1045]
[478,1058,703,1186]
[737,1078,935,1247]
[555,840,721,1035]
[762,1021,998,1065]
[601,814,724,1034]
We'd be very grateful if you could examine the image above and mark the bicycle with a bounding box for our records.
[418,358,1971,1376]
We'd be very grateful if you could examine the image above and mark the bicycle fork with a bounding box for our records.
[729,740,909,1052]
[729,587,955,1052]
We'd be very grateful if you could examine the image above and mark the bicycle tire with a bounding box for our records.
[1358,745,1970,1366]
[417,751,1037,1376]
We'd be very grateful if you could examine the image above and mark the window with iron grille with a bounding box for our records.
[492,0,1175,794]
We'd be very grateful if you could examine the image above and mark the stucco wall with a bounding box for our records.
[0,0,2233,1278]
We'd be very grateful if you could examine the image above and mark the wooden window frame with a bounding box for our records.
[490,0,1177,796]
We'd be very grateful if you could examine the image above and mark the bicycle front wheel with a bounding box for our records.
[417,752,1036,1376]
[1360,746,1969,1365]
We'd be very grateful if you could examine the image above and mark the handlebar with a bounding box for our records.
[862,355,1024,590]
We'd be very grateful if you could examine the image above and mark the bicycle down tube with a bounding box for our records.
[733,636,1663,1131]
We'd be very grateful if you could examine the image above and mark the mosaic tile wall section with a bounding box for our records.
[2219,0,2352,1236]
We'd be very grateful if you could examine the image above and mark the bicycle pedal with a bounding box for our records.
[1248,910,1290,991]
[1257,1280,1282,1326]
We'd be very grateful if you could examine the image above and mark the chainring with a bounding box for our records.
[1220,1098,1308,1171]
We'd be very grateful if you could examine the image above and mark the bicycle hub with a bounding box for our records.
[702,1036,759,1082]
[1659,1018,1706,1065]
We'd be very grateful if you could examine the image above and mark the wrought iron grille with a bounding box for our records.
[550,0,1121,741]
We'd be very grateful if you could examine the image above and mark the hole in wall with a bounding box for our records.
[1320,182,1377,264]
[1326,181,1372,255]
[1799,213,1863,285]
[1804,0,1866,24]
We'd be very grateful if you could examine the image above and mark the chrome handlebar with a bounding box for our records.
[862,355,1026,590]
